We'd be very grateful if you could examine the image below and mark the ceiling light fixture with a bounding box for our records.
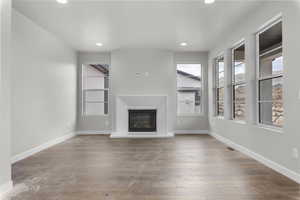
[56,0,68,4]
[96,43,103,47]
[204,0,215,4]
[180,42,188,47]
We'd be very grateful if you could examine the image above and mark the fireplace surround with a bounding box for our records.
[111,95,173,138]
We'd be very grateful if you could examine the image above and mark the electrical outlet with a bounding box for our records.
[292,148,299,159]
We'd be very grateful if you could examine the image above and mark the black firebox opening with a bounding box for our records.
[128,109,157,132]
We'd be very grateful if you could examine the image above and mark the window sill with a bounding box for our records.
[178,114,204,117]
[214,116,225,120]
[232,120,247,125]
[82,114,109,117]
[256,124,283,134]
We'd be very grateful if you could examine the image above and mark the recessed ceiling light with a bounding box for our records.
[96,43,103,47]
[180,42,188,47]
[205,0,215,4]
[56,0,68,4]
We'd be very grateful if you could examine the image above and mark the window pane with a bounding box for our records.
[177,64,202,114]
[82,64,110,116]
[233,44,246,83]
[85,90,108,102]
[259,77,283,101]
[233,84,246,120]
[259,101,283,127]
[217,101,224,116]
[86,64,109,76]
[218,60,224,72]
[217,87,224,102]
[259,21,282,78]
[85,76,109,90]
[177,64,201,78]
[218,71,225,87]
[85,102,108,115]
[260,52,283,78]
[177,90,201,114]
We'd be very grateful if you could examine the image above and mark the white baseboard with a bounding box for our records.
[11,132,76,164]
[110,132,174,139]
[175,130,209,134]
[210,132,300,184]
[0,181,13,199]
[76,130,111,135]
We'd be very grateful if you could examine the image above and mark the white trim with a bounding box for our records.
[110,132,174,139]
[76,130,111,135]
[11,132,75,164]
[256,13,282,35]
[175,130,209,134]
[0,181,13,199]
[210,132,300,184]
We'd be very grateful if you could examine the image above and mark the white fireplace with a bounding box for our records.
[110,95,174,138]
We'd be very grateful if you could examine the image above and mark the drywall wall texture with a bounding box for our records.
[208,2,300,174]
[76,52,111,132]
[174,52,209,131]
[77,50,210,133]
[11,10,77,157]
[111,49,176,132]
[0,0,12,191]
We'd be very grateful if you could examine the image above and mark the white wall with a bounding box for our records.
[77,50,210,133]
[0,0,12,194]
[175,52,209,131]
[111,49,176,132]
[208,2,300,175]
[77,52,111,132]
[11,10,77,157]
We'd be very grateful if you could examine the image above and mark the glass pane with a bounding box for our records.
[177,90,201,114]
[218,71,225,87]
[85,90,108,102]
[259,101,283,127]
[85,76,109,90]
[217,101,224,116]
[259,77,283,101]
[217,87,224,102]
[233,84,246,120]
[218,59,224,72]
[233,44,246,83]
[177,64,201,78]
[177,64,201,88]
[85,102,108,115]
[86,64,109,76]
[260,52,283,78]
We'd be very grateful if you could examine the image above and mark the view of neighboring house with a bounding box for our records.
[177,64,202,115]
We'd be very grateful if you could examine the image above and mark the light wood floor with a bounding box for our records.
[8,135,300,200]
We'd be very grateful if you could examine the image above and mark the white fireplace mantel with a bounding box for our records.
[110,95,174,138]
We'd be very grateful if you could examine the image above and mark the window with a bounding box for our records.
[257,19,283,127]
[215,56,225,117]
[232,43,246,121]
[176,64,202,115]
[82,64,109,116]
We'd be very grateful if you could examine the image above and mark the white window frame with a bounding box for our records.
[176,63,203,116]
[82,64,110,116]
[256,16,283,130]
[214,55,225,117]
[231,41,246,121]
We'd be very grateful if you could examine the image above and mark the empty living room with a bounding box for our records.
[1,0,300,199]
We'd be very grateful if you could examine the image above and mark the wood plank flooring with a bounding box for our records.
[7,135,300,200]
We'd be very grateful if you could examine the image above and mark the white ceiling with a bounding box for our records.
[13,0,263,52]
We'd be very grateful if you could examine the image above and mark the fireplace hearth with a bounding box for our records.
[128,109,157,132]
